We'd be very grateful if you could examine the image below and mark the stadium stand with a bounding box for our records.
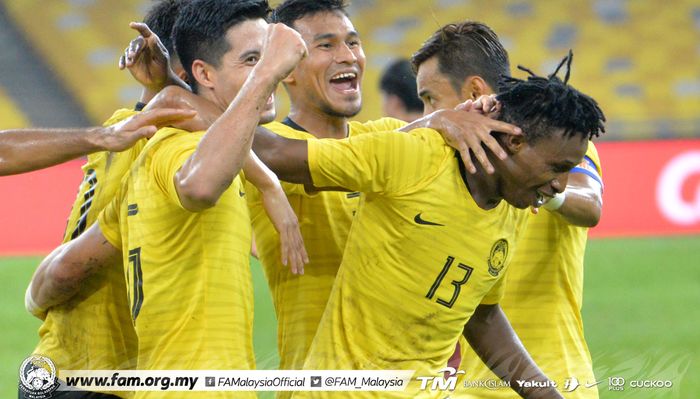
[0,87,29,129]
[348,0,700,140]
[2,0,699,140]
[3,0,146,123]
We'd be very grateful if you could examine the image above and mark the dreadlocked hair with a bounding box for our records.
[496,50,606,142]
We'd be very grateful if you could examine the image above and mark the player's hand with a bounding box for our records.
[257,23,308,83]
[259,183,309,275]
[457,94,500,116]
[144,86,219,132]
[118,22,173,92]
[97,108,196,151]
[424,108,522,174]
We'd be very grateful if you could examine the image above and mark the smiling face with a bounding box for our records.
[497,129,588,209]
[201,18,277,123]
[285,10,365,117]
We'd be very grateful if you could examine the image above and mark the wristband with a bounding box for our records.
[543,191,566,211]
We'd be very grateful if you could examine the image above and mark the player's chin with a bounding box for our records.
[505,192,532,209]
[327,99,362,118]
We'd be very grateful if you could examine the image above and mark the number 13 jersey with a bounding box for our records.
[294,128,526,399]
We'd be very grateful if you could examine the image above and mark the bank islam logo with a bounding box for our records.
[18,355,59,399]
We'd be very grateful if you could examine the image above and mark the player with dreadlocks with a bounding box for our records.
[456,51,606,399]
[247,51,605,398]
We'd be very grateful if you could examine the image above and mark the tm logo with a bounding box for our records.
[416,367,465,391]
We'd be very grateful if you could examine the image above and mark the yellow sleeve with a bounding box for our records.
[97,182,124,250]
[570,141,604,189]
[480,274,506,305]
[149,130,203,210]
[307,128,448,195]
[584,141,603,177]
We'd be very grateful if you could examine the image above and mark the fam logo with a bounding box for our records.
[18,355,58,399]
[487,239,508,277]
[656,150,700,225]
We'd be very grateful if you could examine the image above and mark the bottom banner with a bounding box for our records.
[17,357,413,394]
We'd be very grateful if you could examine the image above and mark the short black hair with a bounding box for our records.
[143,0,184,56]
[173,0,271,92]
[497,51,606,142]
[379,59,423,113]
[411,21,510,94]
[271,0,347,27]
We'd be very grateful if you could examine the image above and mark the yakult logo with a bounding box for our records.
[656,151,700,225]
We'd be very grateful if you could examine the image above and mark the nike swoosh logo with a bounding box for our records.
[584,380,603,388]
[414,213,444,226]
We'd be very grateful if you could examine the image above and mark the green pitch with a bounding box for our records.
[2,236,699,398]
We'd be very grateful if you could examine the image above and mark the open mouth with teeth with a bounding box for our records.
[329,72,358,93]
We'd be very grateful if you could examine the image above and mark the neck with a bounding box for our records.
[288,104,348,139]
[200,89,228,113]
[461,151,503,210]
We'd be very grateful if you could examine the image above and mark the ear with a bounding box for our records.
[176,69,189,83]
[460,76,494,100]
[501,132,526,154]
[282,67,297,85]
[191,59,216,90]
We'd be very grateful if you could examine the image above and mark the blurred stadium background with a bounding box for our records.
[1,0,699,398]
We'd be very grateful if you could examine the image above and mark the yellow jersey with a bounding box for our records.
[248,118,406,378]
[293,129,526,399]
[456,143,603,399]
[98,128,255,399]
[34,109,142,398]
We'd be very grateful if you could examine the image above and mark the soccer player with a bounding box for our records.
[250,51,605,399]
[379,58,423,122]
[27,2,307,399]
[251,0,395,377]
[412,23,604,398]
[22,4,194,399]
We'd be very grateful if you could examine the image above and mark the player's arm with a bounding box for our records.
[542,160,603,227]
[26,224,120,319]
[146,88,316,187]
[172,24,307,211]
[0,108,195,176]
[400,107,521,174]
[119,22,190,104]
[242,152,309,274]
[251,127,314,186]
[464,304,564,399]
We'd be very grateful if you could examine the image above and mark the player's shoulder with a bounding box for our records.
[146,127,203,150]
[348,117,408,136]
[263,121,315,140]
[102,108,138,127]
[406,127,451,150]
